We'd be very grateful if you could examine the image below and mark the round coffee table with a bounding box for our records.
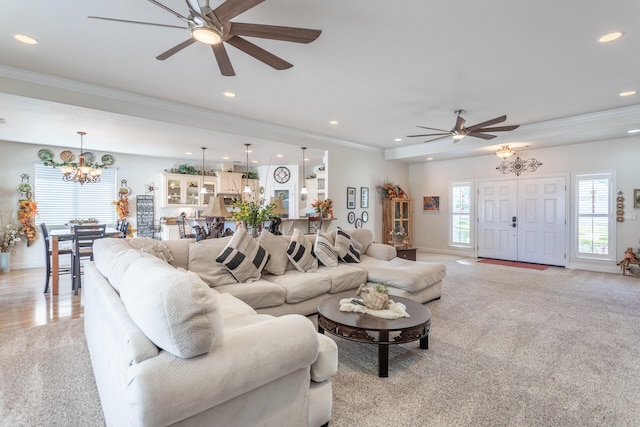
[317,295,431,377]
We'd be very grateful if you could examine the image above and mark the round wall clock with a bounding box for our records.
[274,166,291,183]
[348,212,356,224]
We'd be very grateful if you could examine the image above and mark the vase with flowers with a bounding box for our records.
[311,198,333,218]
[0,211,25,272]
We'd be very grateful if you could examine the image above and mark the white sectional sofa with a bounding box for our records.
[84,227,445,426]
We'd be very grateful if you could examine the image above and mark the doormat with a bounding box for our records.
[477,259,549,270]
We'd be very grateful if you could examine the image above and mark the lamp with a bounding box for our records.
[200,196,230,238]
[192,26,222,45]
[268,196,288,235]
[60,131,103,185]
[300,147,308,195]
[496,145,516,159]
[243,143,252,194]
[200,147,208,194]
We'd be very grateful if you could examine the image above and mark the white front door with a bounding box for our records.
[477,176,567,266]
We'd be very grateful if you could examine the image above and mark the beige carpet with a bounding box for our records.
[1,255,640,426]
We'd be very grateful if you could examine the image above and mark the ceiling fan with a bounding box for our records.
[407,109,520,143]
[88,0,321,76]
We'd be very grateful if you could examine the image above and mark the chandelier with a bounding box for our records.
[60,131,103,185]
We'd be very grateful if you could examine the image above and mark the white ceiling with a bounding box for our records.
[0,0,639,168]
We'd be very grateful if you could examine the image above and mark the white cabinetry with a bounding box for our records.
[306,171,326,207]
[241,178,260,202]
[217,172,242,194]
[163,173,202,207]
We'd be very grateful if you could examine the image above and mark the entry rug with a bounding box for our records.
[478,258,549,270]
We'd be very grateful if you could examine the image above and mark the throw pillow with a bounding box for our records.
[128,237,175,263]
[334,228,361,263]
[286,229,318,272]
[314,231,338,267]
[216,225,270,282]
[188,243,237,287]
[258,230,289,275]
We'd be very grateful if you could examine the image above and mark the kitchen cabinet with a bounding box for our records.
[306,171,325,208]
[163,173,202,207]
[217,172,243,194]
[241,178,260,202]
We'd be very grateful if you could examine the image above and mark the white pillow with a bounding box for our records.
[314,231,338,267]
[286,229,318,272]
[188,243,237,287]
[216,225,270,282]
[258,230,289,275]
[334,228,361,263]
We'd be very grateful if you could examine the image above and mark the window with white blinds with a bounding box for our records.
[450,181,472,247]
[575,173,613,258]
[34,163,118,227]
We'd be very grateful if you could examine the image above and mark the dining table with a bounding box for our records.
[49,227,120,295]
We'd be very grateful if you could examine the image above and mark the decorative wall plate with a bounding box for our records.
[361,211,368,222]
[83,151,95,163]
[355,218,363,228]
[348,211,356,224]
[274,166,290,183]
[101,154,115,166]
[38,149,53,161]
[60,150,75,162]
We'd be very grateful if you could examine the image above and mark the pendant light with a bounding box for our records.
[300,147,308,195]
[199,147,208,194]
[243,143,252,194]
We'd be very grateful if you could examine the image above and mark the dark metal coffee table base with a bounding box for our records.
[317,295,431,377]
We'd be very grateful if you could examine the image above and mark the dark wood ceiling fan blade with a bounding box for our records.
[422,135,450,143]
[156,38,197,60]
[229,22,321,43]
[465,115,507,132]
[416,125,450,132]
[467,132,497,140]
[211,43,236,76]
[407,132,450,137]
[213,0,266,23]
[88,16,187,29]
[472,125,520,133]
[226,36,292,70]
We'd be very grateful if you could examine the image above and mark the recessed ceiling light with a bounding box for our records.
[185,151,192,155]
[329,120,339,125]
[599,31,623,43]
[222,156,229,160]
[628,129,640,134]
[14,34,38,45]
[394,138,402,142]
[223,91,236,98]
[276,154,283,158]
[426,157,433,161]
[620,90,637,97]
[252,160,258,163]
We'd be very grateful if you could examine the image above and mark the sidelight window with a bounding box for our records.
[450,181,472,247]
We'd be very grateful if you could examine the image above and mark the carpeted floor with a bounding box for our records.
[2,255,640,426]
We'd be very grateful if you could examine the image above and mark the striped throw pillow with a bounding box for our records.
[334,229,361,263]
[286,229,318,272]
[314,231,338,267]
[216,225,270,282]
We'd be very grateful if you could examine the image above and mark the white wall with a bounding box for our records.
[0,140,409,269]
[408,136,640,271]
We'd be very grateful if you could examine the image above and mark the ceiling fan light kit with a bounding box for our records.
[89,0,322,76]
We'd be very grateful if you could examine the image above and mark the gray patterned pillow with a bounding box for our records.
[334,228,361,263]
[216,225,270,282]
[314,231,338,267]
[286,229,318,272]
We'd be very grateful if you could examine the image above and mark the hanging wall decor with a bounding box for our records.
[17,174,38,246]
[496,156,543,176]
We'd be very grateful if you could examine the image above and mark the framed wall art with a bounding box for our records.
[423,196,440,211]
[635,189,640,209]
[360,187,369,208]
[347,187,356,209]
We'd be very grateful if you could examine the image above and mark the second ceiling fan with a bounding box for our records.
[89,0,321,77]
[408,109,520,143]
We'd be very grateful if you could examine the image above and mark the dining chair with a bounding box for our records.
[177,213,195,239]
[307,215,323,234]
[40,223,73,293]
[72,224,106,295]
[116,220,129,238]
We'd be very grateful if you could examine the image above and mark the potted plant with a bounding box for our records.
[231,199,277,236]
[0,211,25,272]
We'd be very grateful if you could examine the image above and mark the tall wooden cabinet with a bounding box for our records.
[382,198,411,246]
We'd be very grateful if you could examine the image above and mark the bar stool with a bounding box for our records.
[41,223,73,293]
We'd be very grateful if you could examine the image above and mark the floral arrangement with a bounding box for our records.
[376,181,408,199]
[231,199,276,229]
[0,212,24,253]
[17,200,38,246]
[311,198,333,215]
[113,196,129,220]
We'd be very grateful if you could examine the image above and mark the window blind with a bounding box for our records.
[34,163,118,227]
